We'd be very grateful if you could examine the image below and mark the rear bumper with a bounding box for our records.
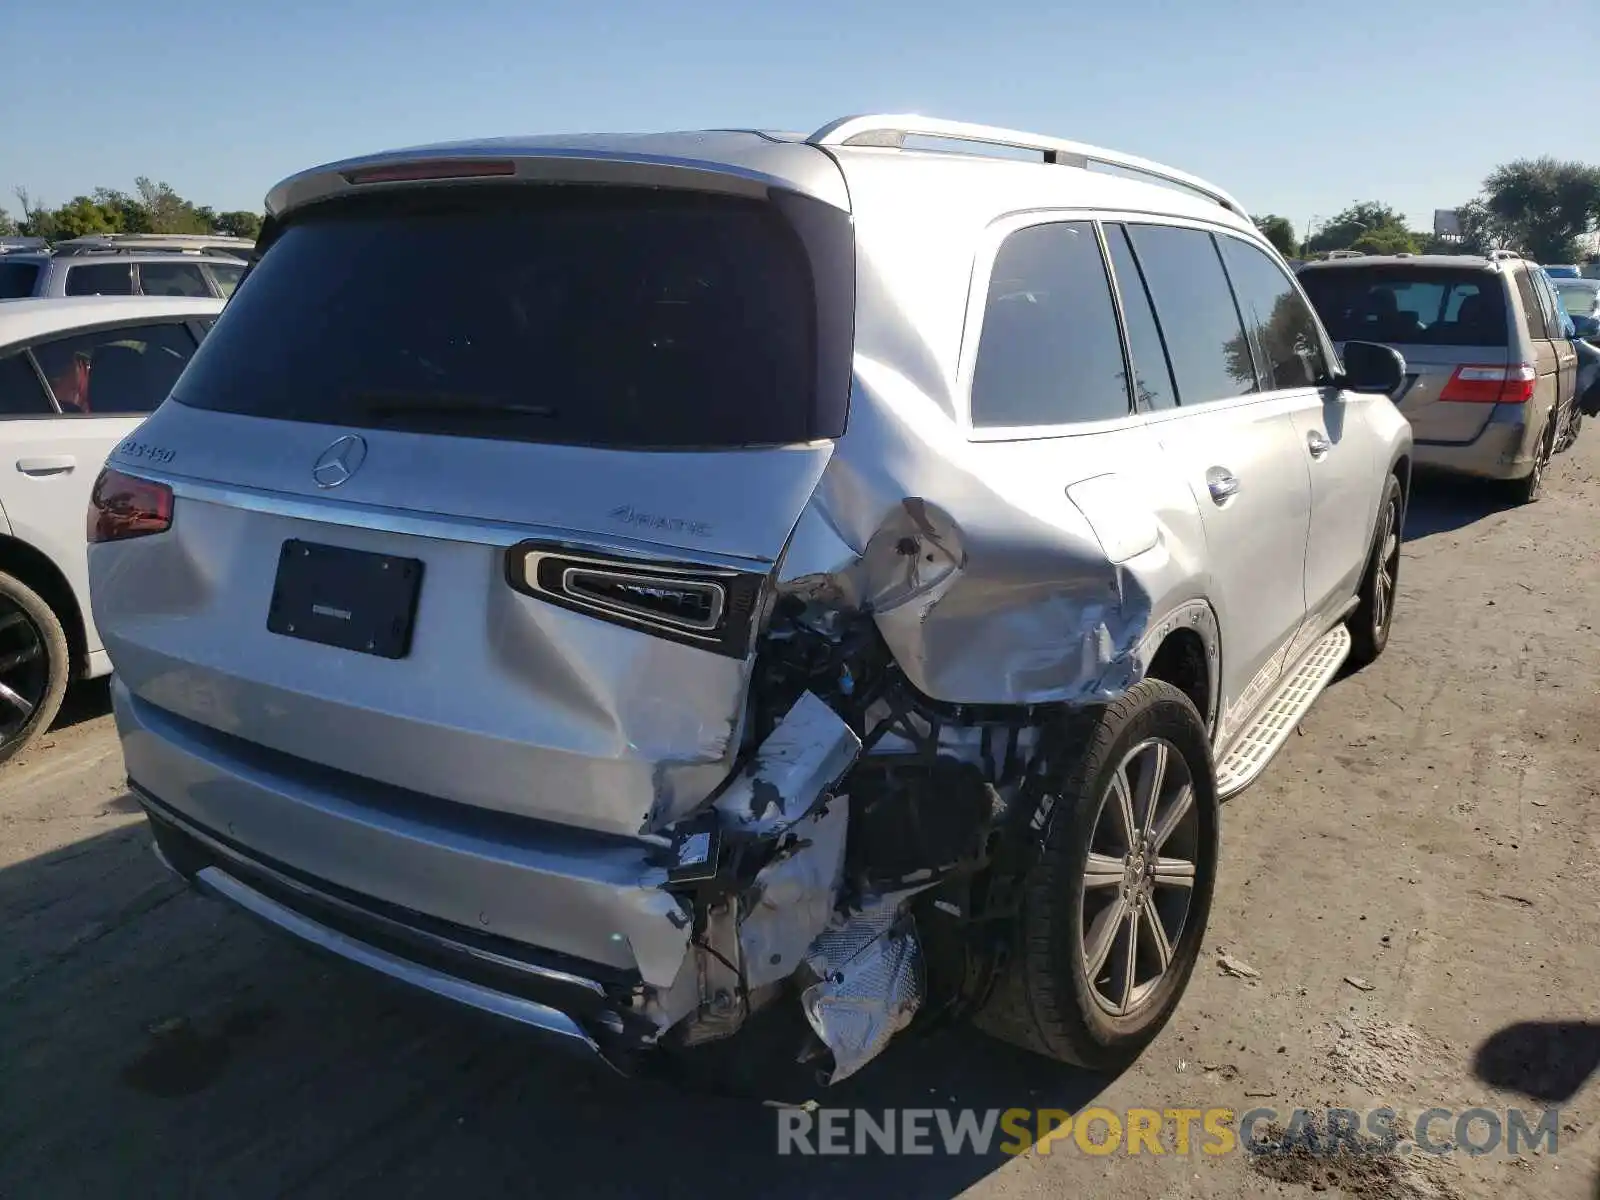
[144,801,627,1068]
[1413,406,1538,480]
[114,679,695,993]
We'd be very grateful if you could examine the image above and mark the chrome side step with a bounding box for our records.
[193,865,610,1065]
[1215,624,1351,798]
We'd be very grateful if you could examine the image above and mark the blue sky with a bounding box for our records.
[5,0,1597,240]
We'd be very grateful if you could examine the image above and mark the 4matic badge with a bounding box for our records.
[607,504,712,538]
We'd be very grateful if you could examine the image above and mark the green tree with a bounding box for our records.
[1482,158,1600,263]
[0,207,16,237]
[1452,198,1519,255]
[1351,226,1423,255]
[13,188,56,239]
[1252,214,1297,257]
[1306,202,1414,253]
[214,210,262,240]
[51,195,122,239]
[93,187,153,233]
[135,177,210,234]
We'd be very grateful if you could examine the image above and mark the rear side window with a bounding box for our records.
[172,188,842,448]
[32,322,198,415]
[0,262,39,299]
[1513,269,1548,340]
[970,221,1130,427]
[1299,268,1508,347]
[1216,236,1328,390]
[1127,224,1257,406]
[1103,225,1177,411]
[207,262,243,297]
[138,262,211,297]
[65,263,135,296]
[0,354,54,415]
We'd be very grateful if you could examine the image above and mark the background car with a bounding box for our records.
[0,251,244,302]
[1540,264,1582,279]
[0,295,222,762]
[1299,252,1579,502]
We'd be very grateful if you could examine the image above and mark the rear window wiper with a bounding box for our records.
[349,390,557,421]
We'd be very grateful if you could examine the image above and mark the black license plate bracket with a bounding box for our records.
[267,540,424,659]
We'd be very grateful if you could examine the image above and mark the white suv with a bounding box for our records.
[90,116,1411,1085]
[0,296,222,761]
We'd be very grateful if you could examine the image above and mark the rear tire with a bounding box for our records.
[977,680,1218,1071]
[1346,475,1403,670]
[0,571,70,767]
[1506,414,1555,505]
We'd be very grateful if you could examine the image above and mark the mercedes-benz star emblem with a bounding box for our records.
[311,435,368,489]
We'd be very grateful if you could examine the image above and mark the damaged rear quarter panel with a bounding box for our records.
[780,360,1210,706]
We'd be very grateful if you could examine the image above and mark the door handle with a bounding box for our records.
[1306,431,1331,460]
[1205,466,1241,503]
[16,455,76,476]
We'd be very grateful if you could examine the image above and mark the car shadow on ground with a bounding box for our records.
[49,675,113,732]
[1471,1020,1600,1104]
[0,810,1113,1198]
[1402,471,1515,541]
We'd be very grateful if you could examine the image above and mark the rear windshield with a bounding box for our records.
[0,262,40,299]
[1299,268,1508,347]
[173,187,832,448]
[1556,283,1598,317]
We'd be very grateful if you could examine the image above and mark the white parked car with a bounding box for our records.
[0,296,223,762]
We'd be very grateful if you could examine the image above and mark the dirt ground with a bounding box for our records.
[3,439,1598,1200]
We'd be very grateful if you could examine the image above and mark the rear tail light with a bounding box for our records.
[1439,363,1536,404]
[88,468,173,543]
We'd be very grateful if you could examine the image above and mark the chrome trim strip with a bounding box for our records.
[146,793,607,996]
[111,465,776,571]
[195,866,606,1057]
[561,567,726,634]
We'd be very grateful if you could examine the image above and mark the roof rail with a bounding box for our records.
[807,114,1247,218]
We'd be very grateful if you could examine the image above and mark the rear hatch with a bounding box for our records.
[1300,264,1511,444]
[93,174,853,838]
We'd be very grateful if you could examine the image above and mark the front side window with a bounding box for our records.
[32,322,198,415]
[969,220,1131,427]
[1126,224,1257,406]
[138,262,211,297]
[1216,236,1328,390]
[64,263,135,297]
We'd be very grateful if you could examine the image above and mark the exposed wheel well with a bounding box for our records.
[1145,628,1211,731]
[0,536,86,675]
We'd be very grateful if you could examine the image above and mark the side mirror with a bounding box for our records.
[1338,340,1407,395]
[1570,314,1600,340]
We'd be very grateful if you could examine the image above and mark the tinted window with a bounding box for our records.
[0,262,39,299]
[208,262,244,298]
[172,188,835,448]
[1533,271,1568,336]
[32,322,197,415]
[64,263,135,296]
[1512,269,1548,340]
[0,354,54,416]
[1127,225,1256,405]
[1104,224,1177,411]
[1557,283,1599,317]
[970,221,1130,427]
[1217,236,1328,390]
[138,261,211,297]
[1299,268,1509,347]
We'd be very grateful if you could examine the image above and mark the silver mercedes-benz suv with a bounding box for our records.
[88,115,1412,1085]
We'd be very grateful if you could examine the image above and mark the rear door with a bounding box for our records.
[1513,267,1564,425]
[1530,269,1579,417]
[92,181,854,839]
[1299,265,1511,445]
[0,319,201,658]
[1111,221,1311,724]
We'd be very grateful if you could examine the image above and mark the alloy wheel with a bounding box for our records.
[0,597,49,751]
[1080,737,1199,1017]
[1373,495,1400,640]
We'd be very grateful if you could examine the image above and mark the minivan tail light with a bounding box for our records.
[88,468,173,543]
[341,159,517,185]
[1439,363,1536,404]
